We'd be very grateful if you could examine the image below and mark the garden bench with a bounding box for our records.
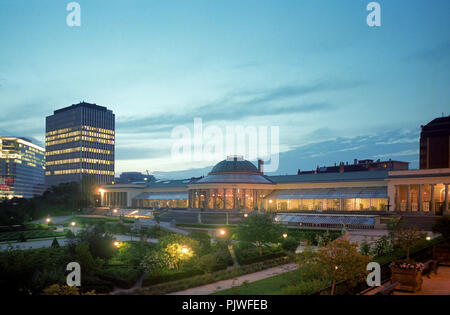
[422,260,438,278]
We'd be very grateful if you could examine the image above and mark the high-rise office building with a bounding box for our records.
[45,102,115,187]
[0,137,45,199]
[420,116,450,169]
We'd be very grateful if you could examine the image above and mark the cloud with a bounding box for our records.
[117,79,363,133]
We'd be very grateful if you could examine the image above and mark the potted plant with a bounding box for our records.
[390,227,425,292]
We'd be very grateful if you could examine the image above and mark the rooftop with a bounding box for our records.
[53,102,111,114]
[210,157,260,174]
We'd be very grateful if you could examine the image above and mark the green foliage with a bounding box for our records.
[141,251,172,276]
[359,240,371,256]
[73,243,103,280]
[189,231,212,255]
[287,229,340,246]
[234,214,285,256]
[196,253,223,273]
[432,215,450,241]
[299,239,371,295]
[158,234,200,270]
[281,237,299,252]
[139,256,291,294]
[0,181,90,225]
[317,230,334,247]
[97,266,142,289]
[116,241,157,267]
[0,247,70,295]
[234,243,285,265]
[42,284,96,295]
[370,236,393,257]
[393,227,424,261]
[68,225,116,260]
[51,238,60,248]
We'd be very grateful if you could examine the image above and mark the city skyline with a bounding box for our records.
[1,1,450,178]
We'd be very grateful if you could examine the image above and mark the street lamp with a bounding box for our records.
[218,229,226,237]
[181,246,190,254]
[244,213,248,218]
[283,233,288,239]
[70,221,76,234]
[426,236,431,241]
[45,217,51,224]
[113,241,121,248]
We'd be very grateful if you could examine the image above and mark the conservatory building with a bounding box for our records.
[100,157,393,213]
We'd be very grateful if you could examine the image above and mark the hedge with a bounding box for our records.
[135,256,292,295]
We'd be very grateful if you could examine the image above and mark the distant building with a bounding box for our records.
[297,158,409,175]
[0,137,45,199]
[117,172,155,184]
[45,102,115,187]
[420,115,450,169]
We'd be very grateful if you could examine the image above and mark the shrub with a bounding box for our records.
[281,237,299,253]
[432,215,450,241]
[359,240,371,256]
[138,256,292,294]
[51,238,60,248]
[197,253,224,273]
[370,236,393,257]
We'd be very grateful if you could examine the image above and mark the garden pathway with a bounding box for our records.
[167,263,298,295]
[110,271,148,295]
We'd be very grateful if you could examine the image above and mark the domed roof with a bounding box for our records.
[210,157,259,174]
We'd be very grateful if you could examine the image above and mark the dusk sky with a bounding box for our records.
[1,0,449,178]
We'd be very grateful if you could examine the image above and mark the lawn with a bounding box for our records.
[213,270,296,295]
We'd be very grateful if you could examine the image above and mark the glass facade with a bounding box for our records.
[266,197,388,212]
[394,183,450,214]
[0,137,45,199]
[45,102,115,187]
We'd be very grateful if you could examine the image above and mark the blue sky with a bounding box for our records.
[0,0,449,178]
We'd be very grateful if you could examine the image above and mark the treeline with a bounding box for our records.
[0,176,98,225]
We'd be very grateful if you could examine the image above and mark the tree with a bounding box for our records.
[394,227,424,261]
[51,238,60,248]
[234,214,285,256]
[73,243,102,280]
[68,225,116,260]
[281,237,299,253]
[141,251,170,276]
[315,238,371,295]
[158,234,200,270]
[432,215,450,242]
[370,235,393,257]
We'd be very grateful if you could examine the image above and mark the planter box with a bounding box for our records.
[391,267,423,292]
[434,246,450,265]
